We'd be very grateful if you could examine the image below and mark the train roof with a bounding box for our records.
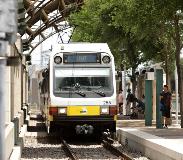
[51,43,112,56]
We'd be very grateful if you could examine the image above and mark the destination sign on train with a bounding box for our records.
[63,53,101,63]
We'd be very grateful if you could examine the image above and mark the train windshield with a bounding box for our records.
[54,68,113,98]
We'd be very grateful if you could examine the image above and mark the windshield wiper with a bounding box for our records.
[74,90,86,97]
[83,86,106,97]
[60,85,85,95]
[93,90,106,97]
[70,83,86,97]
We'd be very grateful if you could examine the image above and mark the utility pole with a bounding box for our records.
[121,48,127,115]
[122,66,126,115]
[175,64,179,125]
[0,1,17,159]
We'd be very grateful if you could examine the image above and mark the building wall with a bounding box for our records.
[22,56,28,105]
[11,46,22,118]
[5,42,23,123]
[5,46,12,123]
[5,33,29,160]
[28,65,42,109]
[30,78,40,108]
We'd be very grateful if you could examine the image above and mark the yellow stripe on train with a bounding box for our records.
[67,106,100,116]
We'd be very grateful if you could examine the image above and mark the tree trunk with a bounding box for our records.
[137,75,145,99]
[165,49,169,85]
[132,66,137,96]
[131,66,137,108]
[167,37,173,91]
[174,15,183,128]
[164,43,172,88]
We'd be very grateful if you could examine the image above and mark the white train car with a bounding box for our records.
[40,43,117,135]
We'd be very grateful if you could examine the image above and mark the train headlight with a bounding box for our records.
[54,56,62,64]
[102,56,110,64]
[58,108,67,114]
[100,107,109,114]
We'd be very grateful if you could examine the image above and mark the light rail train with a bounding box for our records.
[39,43,117,135]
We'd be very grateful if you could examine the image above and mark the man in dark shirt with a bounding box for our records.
[160,85,172,128]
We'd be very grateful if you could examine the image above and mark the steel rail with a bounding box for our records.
[61,139,79,160]
[102,137,133,160]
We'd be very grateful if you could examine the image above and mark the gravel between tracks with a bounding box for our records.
[69,143,119,159]
[21,137,68,160]
[21,136,150,160]
[21,112,150,160]
[112,142,150,160]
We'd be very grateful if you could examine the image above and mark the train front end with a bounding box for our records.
[47,43,117,135]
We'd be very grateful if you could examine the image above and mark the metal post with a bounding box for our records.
[121,49,127,116]
[156,69,163,128]
[175,64,179,125]
[145,80,153,126]
[122,67,126,115]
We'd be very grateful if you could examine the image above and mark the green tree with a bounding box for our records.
[131,0,183,127]
[70,0,183,126]
[112,0,183,127]
[70,0,152,95]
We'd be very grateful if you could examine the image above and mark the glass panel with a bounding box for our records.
[54,68,112,93]
[55,68,110,77]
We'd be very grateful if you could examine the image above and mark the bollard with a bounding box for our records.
[156,69,163,128]
[145,80,153,126]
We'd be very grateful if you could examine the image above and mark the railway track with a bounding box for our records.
[101,136,133,160]
[21,112,149,160]
[61,135,133,160]
[61,139,79,160]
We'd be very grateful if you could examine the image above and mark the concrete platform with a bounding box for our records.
[117,119,183,160]
[5,122,14,160]
[9,124,27,160]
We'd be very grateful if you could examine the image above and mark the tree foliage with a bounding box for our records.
[69,0,183,127]
[69,0,152,69]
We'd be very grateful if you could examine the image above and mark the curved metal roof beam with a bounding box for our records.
[26,1,83,43]
[24,0,79,28]
[23,0,83,27]
[27,14,65,43]
[24,0,83,39]
[25,0,56,27]
[22,0,83,53]
[29,25,71,54]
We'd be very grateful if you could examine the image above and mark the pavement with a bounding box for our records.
[116,117,183,160]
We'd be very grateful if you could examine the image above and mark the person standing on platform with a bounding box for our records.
[126,89,135,116]
[160,85,172,128]
[117,90,123,114]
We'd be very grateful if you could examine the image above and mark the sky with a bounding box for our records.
[31,27,73,65]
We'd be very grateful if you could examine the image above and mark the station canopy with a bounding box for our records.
[20,0,83,54]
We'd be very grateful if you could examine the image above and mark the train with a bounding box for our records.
[39,43,117,136]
